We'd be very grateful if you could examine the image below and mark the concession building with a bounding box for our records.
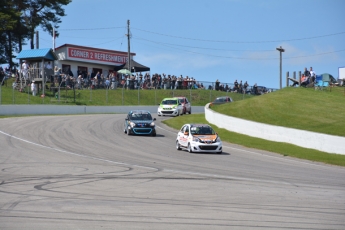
[54,43,140,77]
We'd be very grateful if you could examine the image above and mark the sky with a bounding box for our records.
[16,0,345,89]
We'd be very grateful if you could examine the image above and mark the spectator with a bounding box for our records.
[183,76,188,89]
[31,80,36,96]
[233,80,239,92]
[167,75,171,89]
[21,60,29,80]
[253,83,258,95]
[303,67,310,78]
[243,81,249,93]
[105,77,110,89]
[215,79,220,91]
[77,68,82,78]
[111,73,117,89]
[239,80,243,93]
[68,68,74,78]
[300,74,309,87]
[45,61,52,69]
[90,70,96,80]
[309,67,316,83]
[96,71,101,88]
[163,74,167,89]
[77,75,82,89]
[171,75,177,89]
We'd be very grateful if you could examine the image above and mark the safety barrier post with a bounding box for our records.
[286,72,289,87]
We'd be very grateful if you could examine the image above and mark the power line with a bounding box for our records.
[284,49,345,59]
[131,27,345,44]
[134,39,345,60]
[133,36,276,52]
[58,26,125,31]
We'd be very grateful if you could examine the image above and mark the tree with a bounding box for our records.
[0,0,21,67]
[0,0,71,68]
[20,0,72,49]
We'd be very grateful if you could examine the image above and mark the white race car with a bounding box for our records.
[176,124,222,154]
[157,97,183,116]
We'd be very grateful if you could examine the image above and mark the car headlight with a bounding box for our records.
[150,122,155,126]
[193,136,201,142]
[172,105,176,109]
[215,137,221,142]
[129,121,136,127]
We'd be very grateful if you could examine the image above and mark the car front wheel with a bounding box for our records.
[187,143,193,153]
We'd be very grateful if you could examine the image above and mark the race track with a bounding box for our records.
[0,114,344,229]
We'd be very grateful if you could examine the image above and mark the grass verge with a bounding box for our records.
[163,114,345,167]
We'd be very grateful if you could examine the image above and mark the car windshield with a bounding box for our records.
[130,112,152,121]
[162,100,177,105]
[191,126,215,135]
[178,99,184,103]
[214,98,224,103]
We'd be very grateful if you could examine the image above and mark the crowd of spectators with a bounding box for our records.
[289,67,316,88]
[52,71,209,91]
[214,79,250,93]
[2,62,267,94]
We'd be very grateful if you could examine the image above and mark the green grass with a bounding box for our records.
[163,114,345,167]
[0,78,253,106]
[212,87,345,137]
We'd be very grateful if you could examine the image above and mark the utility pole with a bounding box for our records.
[276,46,285,89]
[53,28,55,52]
[36,31,39,49]
[127,20,131,74]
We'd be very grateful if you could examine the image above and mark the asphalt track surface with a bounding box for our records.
[0,114,344,230]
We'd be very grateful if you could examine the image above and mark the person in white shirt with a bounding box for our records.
[31,81,36,96]
[21,60,29,79]
[309,67,316,83]
[45,61,52,69]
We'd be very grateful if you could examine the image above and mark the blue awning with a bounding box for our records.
[16,48,58,61]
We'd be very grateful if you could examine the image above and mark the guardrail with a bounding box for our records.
[204,103,345,155]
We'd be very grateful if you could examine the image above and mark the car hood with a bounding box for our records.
[160,104,178,108]
[131,120,153,124]
[194,134,217,141]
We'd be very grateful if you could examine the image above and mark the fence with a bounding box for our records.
[0,76,278,106]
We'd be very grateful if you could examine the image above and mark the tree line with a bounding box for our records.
[0,0,71,69]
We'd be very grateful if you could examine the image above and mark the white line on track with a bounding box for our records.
[1,125,342,185]
[0,130,292,185]
[0,130,157,171]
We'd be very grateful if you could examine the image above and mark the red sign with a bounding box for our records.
[68,48,127,64]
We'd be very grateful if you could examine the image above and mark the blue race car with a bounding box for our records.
[124,110,156,136]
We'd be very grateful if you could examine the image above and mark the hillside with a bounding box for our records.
[211,87,345,137]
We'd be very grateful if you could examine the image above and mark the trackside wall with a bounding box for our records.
[0,105,205,115]
[205,104,345,155]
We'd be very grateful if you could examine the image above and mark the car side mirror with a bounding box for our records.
[153,118,156,121]
[125,118,128,121]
